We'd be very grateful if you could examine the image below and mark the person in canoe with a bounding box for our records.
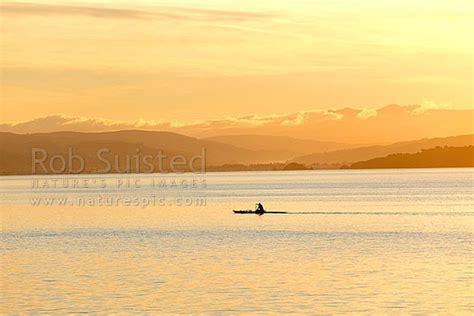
[256,203,266,215]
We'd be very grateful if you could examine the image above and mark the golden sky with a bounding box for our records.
[1,0,473,124]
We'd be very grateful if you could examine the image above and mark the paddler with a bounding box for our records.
[256,203,265,215]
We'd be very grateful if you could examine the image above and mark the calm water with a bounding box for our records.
[1,169,473,314]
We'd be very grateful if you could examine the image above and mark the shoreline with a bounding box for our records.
[1,166,473,177]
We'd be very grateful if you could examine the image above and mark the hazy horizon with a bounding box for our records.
[1,104,473,144]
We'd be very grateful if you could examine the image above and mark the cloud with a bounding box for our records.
[1,105,473,144]
[0,114,173,134]
[0,115,130,133]
[0,2,275,21]
[0,109,340,134]
[282,113,305,126]
[1,2,153,19]
[412,100,453,114]
[357,108,377,119]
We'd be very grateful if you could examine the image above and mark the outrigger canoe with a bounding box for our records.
[233,210,288,215]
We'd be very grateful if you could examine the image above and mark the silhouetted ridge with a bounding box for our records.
[346,146,474,169]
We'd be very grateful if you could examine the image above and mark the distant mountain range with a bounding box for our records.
[204,134,355,161]
[0,131,269,174]
[4,105,473,145]
[291,134,474,165]
[1,131,473,174]
[346,146,474,169]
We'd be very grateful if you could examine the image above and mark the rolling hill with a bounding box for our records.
[204,134,354,161]
[2,131,473,174]
[347,146,474,169]
[292,134,474,165]
[0,130,279,175]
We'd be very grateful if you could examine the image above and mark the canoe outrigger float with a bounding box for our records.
[233,203,287,216]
